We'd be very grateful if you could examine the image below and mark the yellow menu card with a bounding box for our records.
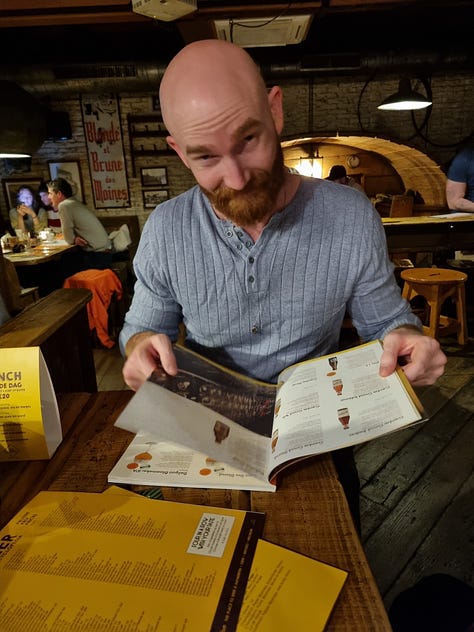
[0,490,265,631]
[237,539,348,631]
[0,347,62,461]
[105,487,348,631]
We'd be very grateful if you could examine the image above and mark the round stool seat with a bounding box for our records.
[400,268,468,285]
[400,267,468,345]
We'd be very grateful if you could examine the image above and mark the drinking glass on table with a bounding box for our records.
[15,229,30,249]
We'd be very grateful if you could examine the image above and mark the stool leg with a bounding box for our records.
[426,296,442,340]
[402,282,413,301]
[456,284,468,345]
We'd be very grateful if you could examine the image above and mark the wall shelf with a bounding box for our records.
[127,113,173,176]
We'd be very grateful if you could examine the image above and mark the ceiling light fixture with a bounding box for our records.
[377,77,432,111]
[297,145,323,179]
[0,81,46,158]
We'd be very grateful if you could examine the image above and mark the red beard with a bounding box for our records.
[201,145,285,225]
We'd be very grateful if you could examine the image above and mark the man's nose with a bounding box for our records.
[222,158,249,191]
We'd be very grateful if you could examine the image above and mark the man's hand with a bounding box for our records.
[122,332,178,391]
[379,327,447,386]
[74,235,88,247]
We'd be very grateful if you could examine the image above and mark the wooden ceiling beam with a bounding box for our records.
[0,0,131,9]
[0,12,148,28]
[0,0,468,29]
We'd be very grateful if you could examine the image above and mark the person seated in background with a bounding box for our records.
[326,164,367,195]
[38,181,62,233]
[9,185,48,234]
[446,144,474,213]
[47,178,112,270]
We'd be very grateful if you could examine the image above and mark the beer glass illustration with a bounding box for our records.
[332,378,343,396]
[337,408,350,429]
[328,356,338,371]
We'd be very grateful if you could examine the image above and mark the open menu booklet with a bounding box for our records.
[111,340,427,492]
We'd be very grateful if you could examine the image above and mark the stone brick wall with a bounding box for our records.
[1,69,472,230]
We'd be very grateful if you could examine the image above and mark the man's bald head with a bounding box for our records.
[159,40,271,141]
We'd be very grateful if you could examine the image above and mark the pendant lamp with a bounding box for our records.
[377,77,432,111]
[0,81,46,158]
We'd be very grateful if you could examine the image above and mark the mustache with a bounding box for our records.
[210,170,271,200]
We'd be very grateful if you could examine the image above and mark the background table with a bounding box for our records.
[0,391,391,630]
[3,241,77,266]
[382,214,474,255]
[3,241,81,296]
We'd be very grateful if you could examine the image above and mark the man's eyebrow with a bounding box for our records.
[185,118,261,156]
[186,143,210,156]
[231,118,260,142]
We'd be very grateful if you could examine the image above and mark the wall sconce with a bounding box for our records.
[0,81,46,158]
[296,145,323,179]
[377,77,432,111]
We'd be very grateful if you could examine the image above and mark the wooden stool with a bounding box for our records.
[401,268,468,345]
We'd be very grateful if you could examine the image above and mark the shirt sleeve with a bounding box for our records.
[59,203,75,245]
[9,208,19,230]
[118,217,182,356]
[447,150,468,183]
[346,202,422,341]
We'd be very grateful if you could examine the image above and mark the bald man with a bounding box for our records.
[120,39,444,388]
[119,40,446,528]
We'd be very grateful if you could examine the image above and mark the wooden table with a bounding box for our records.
[382,213,474,254]
[0,391,391,631]
[3,241,81,297]
[3,241,76,266]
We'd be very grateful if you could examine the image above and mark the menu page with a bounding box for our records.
[0,347,61,461]
[0,490,264,631]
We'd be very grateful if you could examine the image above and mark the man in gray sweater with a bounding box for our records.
[48,177,112,270]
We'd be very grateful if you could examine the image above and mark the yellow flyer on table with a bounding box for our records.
[237,539,348,632]
[0,490,265,632]
[0,347,62,461]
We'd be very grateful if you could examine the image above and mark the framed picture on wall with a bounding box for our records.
[48,160,84,201]
[143,189,169,208]
[3,177,43,210]
[141,167,167,187]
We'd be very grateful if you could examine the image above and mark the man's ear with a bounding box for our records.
[267,86,284,134]
[166,136,190,168]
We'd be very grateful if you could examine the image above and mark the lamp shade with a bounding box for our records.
[377,78,432,111]
[0,81,46,157]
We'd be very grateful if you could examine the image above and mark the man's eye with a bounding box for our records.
[197,154,217,163]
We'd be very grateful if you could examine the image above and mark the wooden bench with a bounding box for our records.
[0,288,97,393]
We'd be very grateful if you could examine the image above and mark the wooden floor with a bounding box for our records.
[93,333,474,612]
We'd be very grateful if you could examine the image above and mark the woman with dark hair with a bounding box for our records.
[9,185,47,234]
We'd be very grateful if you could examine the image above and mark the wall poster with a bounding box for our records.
[48,161,84,202]
[81,94,130,208]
